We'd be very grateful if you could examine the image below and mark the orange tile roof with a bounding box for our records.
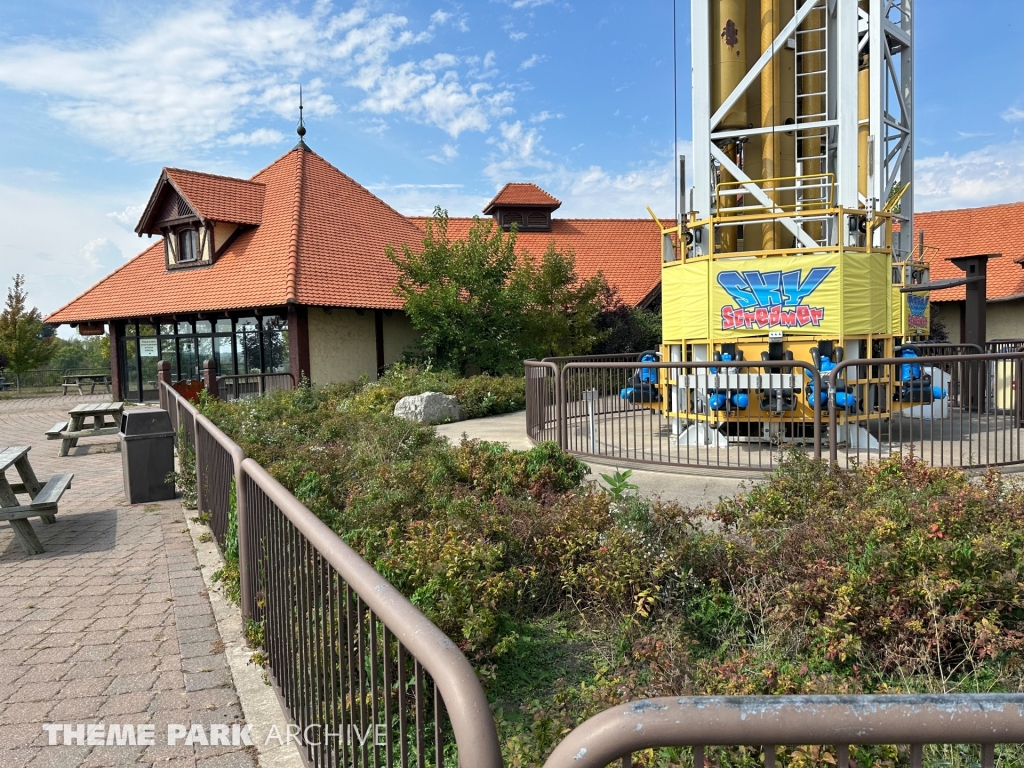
[483,183,561,214]
[408,216,662,307]
[47,147,423,324]
[915,202,1024,302]
[164,168,265,226]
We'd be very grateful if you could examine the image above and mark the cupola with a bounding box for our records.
[483,183,561,232]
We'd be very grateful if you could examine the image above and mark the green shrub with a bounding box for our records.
[347,364,525,420]
[206,386,1024,767]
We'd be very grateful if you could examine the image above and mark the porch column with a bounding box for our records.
[108,321,123,401]
[287,303,310,383]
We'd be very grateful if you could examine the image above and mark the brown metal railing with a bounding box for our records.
[828,352,1024,469]
[159,382,502,768]
[542,695,1024,768]
[903,344,983,408]
[525,360,561,445]
[556,360,821,472]
[217,372,296,401]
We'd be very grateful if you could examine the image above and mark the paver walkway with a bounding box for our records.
[0,395,256,768]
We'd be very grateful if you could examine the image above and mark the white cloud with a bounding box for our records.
[428,143,459,163]
[368,183,488,217]
[508,30,527,41]
[519,54,546,70]
[530,110,563,123]
[1002,107,1024,123]
[225,128,285,146]
[0,183,144,319]
[106,204,145,229]
[0,4,509,160]
[81,238,124,271]
[495,0,554,8]
[916,141,1024,211]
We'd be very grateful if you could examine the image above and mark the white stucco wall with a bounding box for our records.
[306,308,423,384]
[307,308,377,384]
[383,311,420,365]
[988,300,1024,342]
[931,300,1024,344]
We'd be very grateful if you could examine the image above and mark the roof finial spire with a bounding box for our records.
[296,85,308,150]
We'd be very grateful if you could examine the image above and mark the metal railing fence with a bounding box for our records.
[828,352,1024,469]
[525,361,561,446]
[527,352,1024,472]
[556,360,821,472]
[242,459,500,768]
[217,372,296,401]
[159,381,502,768]
[541,695,1024,768]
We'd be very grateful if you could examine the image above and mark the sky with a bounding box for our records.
[2,0,1024,323]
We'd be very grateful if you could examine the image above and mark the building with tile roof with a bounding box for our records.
[45,142,663,401]
[915,202,1024,343]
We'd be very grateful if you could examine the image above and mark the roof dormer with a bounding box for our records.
[135,168,265,271]
[483,183,561,232]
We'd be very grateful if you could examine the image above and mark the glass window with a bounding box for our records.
[262,316,289,374]
[138,323,156,337]
[216,335,234,377]
[160,323,175,336]
[195,320,212,334]
[235,318,260,374]
[123,338,139,400]
[215,318,233,334]
[178,338,198,381]
[177,321,193,335]
[160,339,177,379]
[123,322,139,338]
[178,229,198,262]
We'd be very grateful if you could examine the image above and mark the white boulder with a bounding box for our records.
[393,392,462,425]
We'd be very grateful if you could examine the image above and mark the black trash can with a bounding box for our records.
[119,409,176,503]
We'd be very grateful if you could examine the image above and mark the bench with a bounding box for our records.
[0,446,74,555]
[45,422,69,439]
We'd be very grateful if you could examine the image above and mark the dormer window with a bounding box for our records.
[502,211,524,228]
[178,229,198,263]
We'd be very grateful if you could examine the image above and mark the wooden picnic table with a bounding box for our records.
[62,373,112,396]
[46,402,125,457]
[0,446,73,555]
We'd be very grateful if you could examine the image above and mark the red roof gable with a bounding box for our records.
[483,183,561,214]
[409,216,662,307]
[164,168,265,226]
[916,202,1024,302]
[47,147,423,324]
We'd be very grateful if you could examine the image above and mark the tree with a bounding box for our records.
[387,208,612,375]
[387,209,526,375]
[513,244,613,359]
[0,275,55,386]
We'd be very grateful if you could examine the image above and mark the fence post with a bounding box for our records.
[556,366,566,450]
[584,389,598,453]
[202,359,218,399]
[828,366,838,465]
[234,450,251,622]
[158,360,171,411]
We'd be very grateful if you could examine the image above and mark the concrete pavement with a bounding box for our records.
[0,394,257,768]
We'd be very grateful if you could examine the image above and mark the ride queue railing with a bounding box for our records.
[553,360,821,472]
[527,352,1024,472]
[159,381,502,768]
[827,352,1024,469]
[542,695,1024,768]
